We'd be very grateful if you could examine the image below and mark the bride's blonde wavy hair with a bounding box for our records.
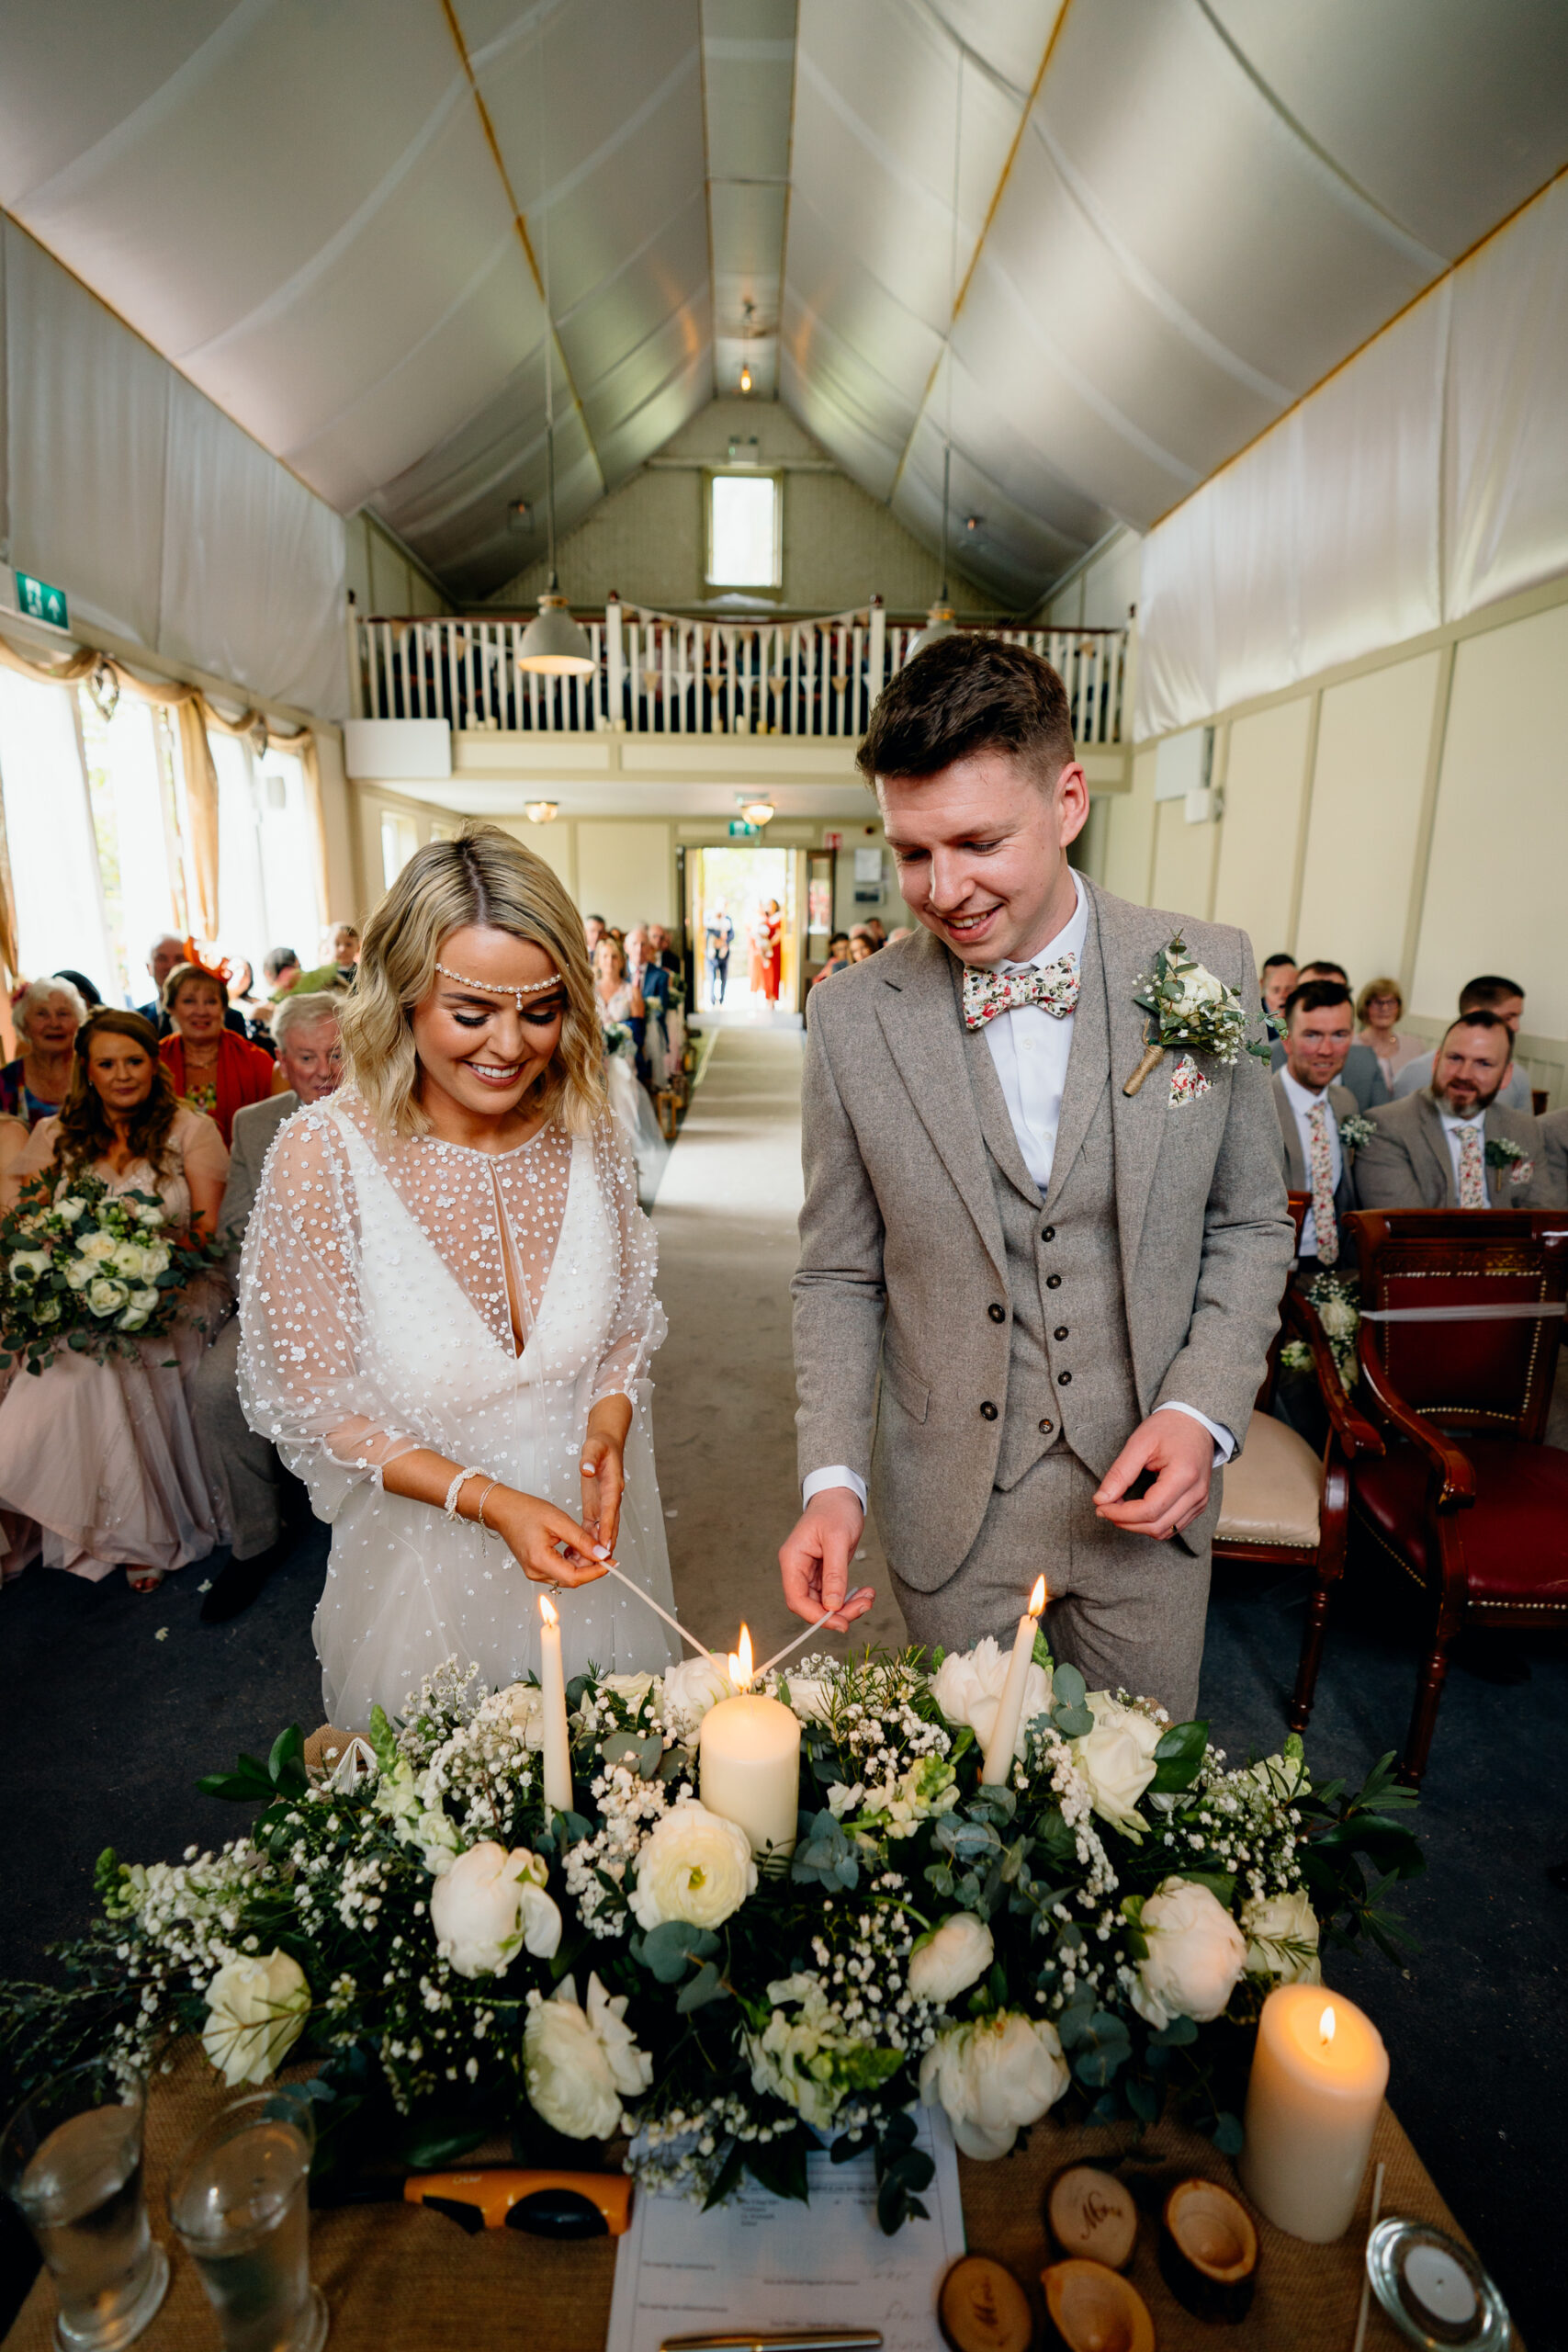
[341,825,606,1138]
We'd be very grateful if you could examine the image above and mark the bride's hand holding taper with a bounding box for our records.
[487,1486,611,1587]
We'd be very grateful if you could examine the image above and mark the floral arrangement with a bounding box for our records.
[0,1648,1420,2231]
[1484,1135,1534,1186]
[0,1172,228,1374]
[1125,935,1272,1096]
[602,1021,635,1057]
[1338,1114,1378,1154]
[1280,1271,1362,1391]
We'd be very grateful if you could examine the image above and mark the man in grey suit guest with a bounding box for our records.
[1268,962,1389,1113]
[1541,1105,1568,1207]
[1269,981,1360,1277]
[1391,975,1533,1111]
[194,993,344,1623]
[1355,1011,1553,1211]
[780,639,1294,1722]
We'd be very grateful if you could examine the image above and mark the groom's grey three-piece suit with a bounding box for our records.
[793,879,1294,1720]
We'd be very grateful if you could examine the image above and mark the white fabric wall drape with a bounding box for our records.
[0,671,113,984]
[1135,173,1568,738]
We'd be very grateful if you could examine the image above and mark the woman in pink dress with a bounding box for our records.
[0,1010,231,1589]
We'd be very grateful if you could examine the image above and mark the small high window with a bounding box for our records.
[707,473,781,589]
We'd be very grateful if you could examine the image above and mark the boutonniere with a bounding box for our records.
[1123,933,1272,1096]
[1485,1136,1533,1184]
[1339,1114,1378,1153]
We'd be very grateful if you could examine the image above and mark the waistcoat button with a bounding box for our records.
[1045,1272,1062,1289]
[1041,1225,1055,1242]
[987,1303,1006,1323]
[1057,1370,1072,1386]
[979,1399,998,1420]
[1038,1418,1054,1435]
[1055,1326,1069,1341]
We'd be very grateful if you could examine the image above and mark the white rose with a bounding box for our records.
[628,1799,757,1931]
[430,1840,560,1977]
[62,1259,94,1292]
[919,2013,1069,2158]
[908,1913,994,2006]
[1240,1888,1321,1984]
[1072,1695,1162,1835]
[85,1276,130,1317]
[493,1682,547,1749]
[524,1972,652,2139]
[782,1675,834,1723]
[140,1241,172,1275]
[128,1287,160,1313]
[930,1639,1051,1762]
[6,1250,50,1285]
[34,1296,62,1325]
[77,1231,118,1262]
[134,1204,164,1227]
[1132,1877,1247,2030]
[600,1671,656,1712]
[201,1951,310,2087]
[1173,963,1227,1012]
[110,1241,146,1280]
[117,1307,150,1331]
[55,1197,87,1224]
[660,1653,735,1733]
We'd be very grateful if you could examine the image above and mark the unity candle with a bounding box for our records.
[980,1576,1048,1783]
[698,1625,801,1860]
[1238,1984,1389,2242]
[536,1594,573,1817]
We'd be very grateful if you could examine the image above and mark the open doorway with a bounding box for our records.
[693,846,797,1017]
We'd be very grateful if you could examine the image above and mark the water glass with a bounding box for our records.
[169,2089,327,2352]
[1,2062,169,2352]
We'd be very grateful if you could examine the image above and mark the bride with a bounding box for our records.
[237,825,678,1729]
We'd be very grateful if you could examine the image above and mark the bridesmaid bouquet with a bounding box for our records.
[0,1172,228,1374]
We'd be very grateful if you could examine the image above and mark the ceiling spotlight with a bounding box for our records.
[739,797,774,827]
[739,362,753,395]
[964,514,985,535]
[507,499,533,532]
[524,799,559,824]
[739,297,756,396]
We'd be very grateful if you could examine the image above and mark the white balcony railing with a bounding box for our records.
[353,603,1129,747]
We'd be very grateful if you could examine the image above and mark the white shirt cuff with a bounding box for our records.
[1154,1400,1235,1466]
[803,1465,868,1511]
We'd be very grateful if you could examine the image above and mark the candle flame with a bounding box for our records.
[1029,1575,1047,1617]
[1319,2004,1337,2047]
[728,1623,754,1689]
[538,1593,559,1629]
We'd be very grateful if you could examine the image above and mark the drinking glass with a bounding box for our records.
[169,2089,327,2352]
[1,2061,169,2351]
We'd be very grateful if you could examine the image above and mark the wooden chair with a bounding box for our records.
[1288,1208,1568,1782]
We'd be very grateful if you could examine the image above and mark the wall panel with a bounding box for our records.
[1101,745,1156,905]
[1150,798,1215,923]
[1211,699,1313,956]
[574,821,673,931]
[1295,653,1439,984]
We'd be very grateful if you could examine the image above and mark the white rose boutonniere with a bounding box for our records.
[1338,1113,1377,1153]
[1125,933,1270,1095]
[201,1951,310,2086]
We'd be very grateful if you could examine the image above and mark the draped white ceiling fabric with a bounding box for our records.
[0,0,1565,614]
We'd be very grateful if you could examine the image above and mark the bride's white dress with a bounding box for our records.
[237,1091,677,1730]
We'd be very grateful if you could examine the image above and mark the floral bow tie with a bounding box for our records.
[962,955,1080,1030]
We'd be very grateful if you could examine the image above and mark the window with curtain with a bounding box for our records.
[381,809,419,889]
[0,671,116,995]
[212,730,269,986]
[77,687,183,1002]
[254,748,322,965]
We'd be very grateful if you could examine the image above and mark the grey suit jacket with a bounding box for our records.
[1354,1091,1554,1210]
[1269,1072,1359,1216]
[1540,1106,1568,1209]
[220,1091,298,1272]
[1269,1036,1389,1112]
[793,879,1295,1584]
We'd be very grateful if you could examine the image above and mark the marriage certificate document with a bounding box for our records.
[606,2109,966,2352]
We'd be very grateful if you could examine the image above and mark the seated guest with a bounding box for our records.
[584,912,607,956]
[134,933,186,1028]
[1540,1103,1568,1206]
[645,922,682,977]
[160,960,279,1147]
[1392,975,1534,1109]
[0,1011,230,1589]
[193,992,344,1623]
[626,925,671,1086]
[225,959,273,1054]
[813,932,852,985]
[1269,960,1389,1109]
[325,922,360,985]
[1356,1011,1554,1208]
[886,926,915,944]
[1260,955,1297,1019]
[847,928,875,965]
[1,975,87,1126]
[1356,976,1425,1087]
[1270,981,1359,1275]
[863,916,886,949]
[594,935,643,1029]
[263,944,301,999]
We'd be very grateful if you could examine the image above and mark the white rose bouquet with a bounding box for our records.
[1124,932,1272,1095]
[0,1170,228,1374]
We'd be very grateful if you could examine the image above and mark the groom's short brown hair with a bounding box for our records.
[856,634,1075,790]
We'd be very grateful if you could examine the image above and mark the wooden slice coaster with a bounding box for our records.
[1158,2177,1258,2324]
[1042,2258,1156,2352]
[1046,2165,1138,2271]
[937,2255,1033,2352]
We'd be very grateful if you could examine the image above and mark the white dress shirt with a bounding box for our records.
[1438,1106,1487,1200]
[1277,1066,1343,1259]
[805,879,1232,1512]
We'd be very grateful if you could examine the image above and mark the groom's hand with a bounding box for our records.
[1095,1411,1213,1540]
[780,1488,874,1628]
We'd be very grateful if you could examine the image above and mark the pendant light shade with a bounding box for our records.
[518,591,594,675]
[908,598,956,661]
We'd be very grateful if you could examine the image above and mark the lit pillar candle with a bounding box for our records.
[537,1593,573,1818]
[698,1625,801,1860]
[1238,1984,1389,2242]
[980,1577,1047,1784]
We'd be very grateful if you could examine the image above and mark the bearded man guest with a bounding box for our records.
[780,639,1293,1721]
[1354,1012,1553,1210]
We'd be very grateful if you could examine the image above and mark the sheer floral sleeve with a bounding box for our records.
[589,1114,668,1408]
[236,1107,421,1513]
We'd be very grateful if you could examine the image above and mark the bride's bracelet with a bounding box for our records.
[472,1478,500,1531]
[442,1464,488,1520]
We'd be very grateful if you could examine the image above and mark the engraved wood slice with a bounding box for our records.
[1157,2177,1258,2324]
[1046,2165,1138,2271]
[1042,2258,1156,2352]
[937,2255,1034,2352]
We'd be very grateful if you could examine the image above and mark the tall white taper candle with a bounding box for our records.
[979,1576,1047,1784]
[537,1593,573,1817]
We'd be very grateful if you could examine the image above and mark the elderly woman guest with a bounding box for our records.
[160,959,279,1145]
[1,976,88,1126]
[0,1010,230,1589]
[1356,977,1424,1088]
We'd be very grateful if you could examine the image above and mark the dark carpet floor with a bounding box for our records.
[1,1531,1562,2349]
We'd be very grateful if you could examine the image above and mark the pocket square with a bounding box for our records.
[1168,1053,1211,1107]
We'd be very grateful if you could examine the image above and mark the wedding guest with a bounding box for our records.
[863,916,887,950]
[193,993,344,1625]
[594,935,644,1026]
[1391,976,1533,1110]
[584,913,607,956]
[326,922,361,984]
[53,968,103,1010]
[1260,954,1297,1019]
[1356,977,1424,1087]
[263,945,301,999]
[847,928,874,965]
[1356,1012,1553,1208]
[1540,1104,1568,1207]
[0,1010,229,1589]
[134,933,186,1028]
[0,976,87,1126]
[1270,982,1359,1275]
[813,933,852,985]
[705,902,735,1002]
[1269,961,1389,1110]
[160,961,279,1146]
[750,900,784,1004]
[646,923,682,978]
[886,926,915,944]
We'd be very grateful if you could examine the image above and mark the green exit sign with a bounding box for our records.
[16,572,69,629]
[728,819,761,839]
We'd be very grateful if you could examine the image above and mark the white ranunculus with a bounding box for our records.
[908,1913,994,2006]
[430,1840,560,1977]
[140,1240,172,1275]
[85,1276,130,1317]
[110,1241,146,1281]
[76,1231,118,1263]
[919,2013,1069,2159]
[524,1972,652,2140]
[1240,1888,1321,1984]
[930,1639,1051,1762]
[660,1653,735,1733]
[1072,1695,1163,1835]
[628,1800,757,1931]
[1132,1877,1247,2030]
[201,1951,310,2087]
[601,1671,657,1713]
[6,1250,50,1285]
[54,1197,87,1225]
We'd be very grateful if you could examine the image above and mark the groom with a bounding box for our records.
[780,638,1293,1718]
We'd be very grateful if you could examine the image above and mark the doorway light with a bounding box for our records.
[739,797,774,826]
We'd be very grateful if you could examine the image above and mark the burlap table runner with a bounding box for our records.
[4,2040,1516,2352]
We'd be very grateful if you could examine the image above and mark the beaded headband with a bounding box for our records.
[434,960,564,1009]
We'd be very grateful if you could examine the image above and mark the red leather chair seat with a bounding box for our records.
[1353,1438,1568,1604]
